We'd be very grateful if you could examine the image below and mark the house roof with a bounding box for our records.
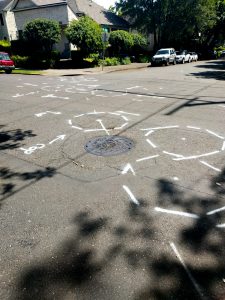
[71,0,129,28]
[0,0,129,28]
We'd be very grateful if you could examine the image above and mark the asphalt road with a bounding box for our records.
[0,60,225,300]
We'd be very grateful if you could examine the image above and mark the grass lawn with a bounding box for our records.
[12,69,43,75]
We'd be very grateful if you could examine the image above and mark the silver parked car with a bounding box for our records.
[151,48,176,66]
[189,52,198,62]
[176,50,191,64]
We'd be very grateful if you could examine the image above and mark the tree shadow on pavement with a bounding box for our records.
[188,60,225,80]
[0,167,56,206]
[0,129,36,151]
[12,169,225,300]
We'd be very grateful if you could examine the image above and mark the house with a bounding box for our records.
[0,0,129,57]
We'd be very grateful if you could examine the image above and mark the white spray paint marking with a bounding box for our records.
[35,111,61,117]
[163,151,183,158]
[24,83,38,86]
[187,126,201,130]
[121,164,136,176]
[141,125,179,131]
[173,177,179,181]
[116,111,140,116]
[96,94,108,98]
[74,114,85,118]
[200,161,221,172]
[12,93,24,98]
[136,155,159,162]
[20,144,45,155]
[16,86,23,88]
[126,86,141,90]
[122,185,139,205]
[216,224,225,228]
[109,112,121,116]
[72,126,83,130]
[132,99,143,102]
[153,96,165,99]
[87,110,105,115]
[96,119,110,135]
[41,94,69,100]
[207,206,225,215]
[145,130,154,137]
[114,122,128,130]
[49,135,66,145]
[121,115,129,121]
[84,129,106,132]
[173,151,220,161]
[170,242,206,300]
[155,207,199,219]
[181,137,186,141]
[218,105,225,108]
[222,141,225,151]
[206,129,224,140]
[146,138,157,148]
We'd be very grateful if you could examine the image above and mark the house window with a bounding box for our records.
[0,14,4,26]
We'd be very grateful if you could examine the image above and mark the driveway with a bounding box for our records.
[0,60,225,300]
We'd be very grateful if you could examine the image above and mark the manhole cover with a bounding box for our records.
[84,136,134,156]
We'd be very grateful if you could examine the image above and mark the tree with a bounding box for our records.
[131,33,147,54]
[65,16,103,56]
[109,30,134,56]
[23,18,61,54]
[115,0,218,50]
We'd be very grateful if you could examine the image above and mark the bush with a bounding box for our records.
[65,16,103,56]
[136,54,150,63]
[0,40,11,53]
[120,56,131,65]
[131,33,147,55]
[83,53,100,67]
[109,30,134,56]
[102,57,120,66]
[11,55,29,68]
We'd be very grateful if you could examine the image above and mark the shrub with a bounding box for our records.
[65,16,103,56]
[137,54,150,63]
[0,40,11,53]
[109,30,134,56]
[83,53,100,67]
[131,33,147,55]
[11,55,29,68]
[102,57,120,66]
[120,56,131,65]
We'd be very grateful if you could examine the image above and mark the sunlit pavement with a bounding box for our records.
[0,60,225,300]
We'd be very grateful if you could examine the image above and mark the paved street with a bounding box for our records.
[0,60,225,300]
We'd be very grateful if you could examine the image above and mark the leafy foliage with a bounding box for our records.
[131,33,147,54]
[65,16,103,56]
[115,0,220,49]
[0,40,11,53]
[109,30,134,55]
[23,18,61,53]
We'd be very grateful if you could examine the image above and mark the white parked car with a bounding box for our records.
[151,48,176,66]
[176,50,191,64]
[189,52,198,62]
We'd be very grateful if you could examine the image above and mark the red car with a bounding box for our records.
[0,52,15,74]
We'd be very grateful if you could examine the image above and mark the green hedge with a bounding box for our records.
[0,40,11,53]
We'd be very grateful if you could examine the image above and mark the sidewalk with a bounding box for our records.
[42,62,150,76]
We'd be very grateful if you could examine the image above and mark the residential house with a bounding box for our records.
[0,0,129,57]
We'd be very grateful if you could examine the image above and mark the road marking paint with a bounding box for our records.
[121,164,136,176]
[173,151,220,161]
[96,119,110,135]
[200,160,221,172]
[87,110,105,115]
[126,86,141,90]
[187,126,201,130]
[222,141,225,151]
[170,242,206,300]
[114,122,128,130]
[72,126,82,130]
[49,135,66,145]
[145,130,154,137]
[24,83,38,86]
[121,115,129,121]
[207,206,225,215]
[155,207,199,219]
[206,129,224,139]
[35,111,61,117]
[219,105,225,108]
[163,151,183,158]
[109,112,121,116]
[84,129,106,132]
[12,93,24,98]
[68,120,72,125]
[216,224,225,228]
[141,125,179,131]
[136,155,159,162]
[123,185,139,205]
[116,111,140,116]
[173,177,179,181]
[74,114,85,118]
[146,138,157,148]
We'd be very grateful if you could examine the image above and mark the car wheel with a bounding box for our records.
[182,59,185,64]
[173,59,176,65]
[166,59,169,66]
[5,70,12,74]
[188,58,191,63]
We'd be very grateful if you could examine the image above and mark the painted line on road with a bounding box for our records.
[173,151,220,161]
[199,160,221,172]
[155,207,199,219]
[206,129,224,140]
[146,138,157,148]
[136,155,159,162]
[123,185,139,205]
[207,205,225,215]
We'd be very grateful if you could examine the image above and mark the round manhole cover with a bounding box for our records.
[84,136,134,156]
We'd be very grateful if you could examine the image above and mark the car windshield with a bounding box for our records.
[156,50,169,55]
[176,51,183,55]
[0,53,10,60]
